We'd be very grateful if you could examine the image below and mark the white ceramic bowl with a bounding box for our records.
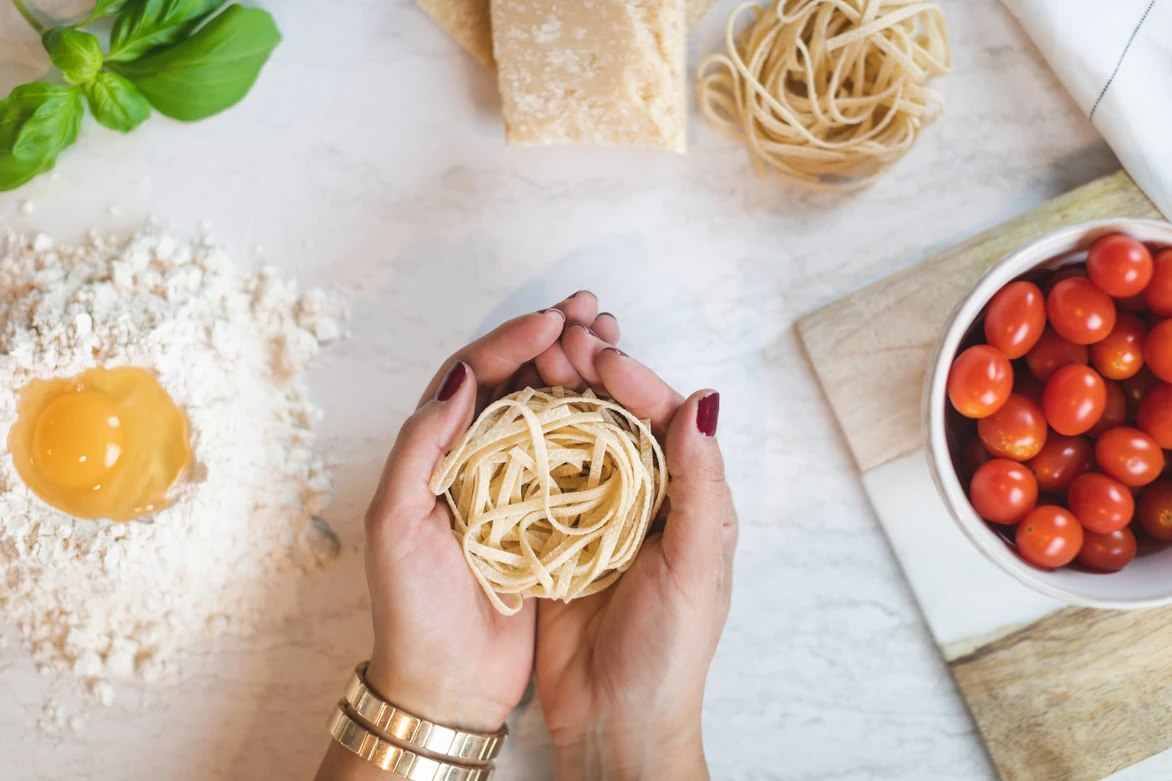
[924,218,1172,609]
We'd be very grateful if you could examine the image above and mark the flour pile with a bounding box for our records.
[0,228,345,698]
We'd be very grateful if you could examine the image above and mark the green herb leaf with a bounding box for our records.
[107,5,280,122]
[0,83,84,191]
[77,0,133,25]
[107,0,228,62]
[85,72,151,132]
[41,28,103,85]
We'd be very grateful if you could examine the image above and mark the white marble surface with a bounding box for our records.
[0,1,1125,779]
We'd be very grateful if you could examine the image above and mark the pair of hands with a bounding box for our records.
[319,292,738,781]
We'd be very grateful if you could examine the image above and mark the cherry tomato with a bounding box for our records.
[1137,480,1172,540]
[1087,380,1127,438]
[1042,364,1106,436]
[1026,434,1094,492]
[1013,369,1046,406]
[1089,313,1146,380]
[977,394,1047,460]
[1095,426,1165,486]
[1116,291,1149,313]
[1136,383,1172,448]
[970,459,1038,524]
[1086,233,1153,297]
[1144,249,1172,316]
[1122,366,1160,417]
[1066,472,1134,533]
[961,437,994,482]
[1026,328,1089,382]
[1042,266,1088,294]
[1144,320,1172,382]
[984,281,1045,359]
[1047,277,1116,345]
[948,345,1013,419]
[1016,506,1083,568]
[1076,527,1137,572]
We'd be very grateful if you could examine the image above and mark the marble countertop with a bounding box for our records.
[0,1,1120,779]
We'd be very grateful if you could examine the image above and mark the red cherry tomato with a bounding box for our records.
[1016,506,1083,568]
[948,345,1013,419]
[1089,313,1146,380]
[970,459,1038,524]
[1144,320,1172,382]
[1066,472,1134,533]
[1086,233,1153,297]
[1144,249,1172,316]
[977,394,1048,460]
[1122,366,1160,417]
[1042,364,1106,436]
[1095,426,1165,486]
[1013,369,1046,406]
[1137,480,1172,540]
[1025,433,1094,492]
[961,437,994,482]
[1046,277,1116,345]
[1025,328,1089,382]
[984,281,1046,359]
[1087,380,1128,438]
[1076,527,1137,572]
[1042,266,1088,294]
[1136,383,1172,448]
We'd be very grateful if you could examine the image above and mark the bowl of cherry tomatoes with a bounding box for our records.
[925,219,1172,609]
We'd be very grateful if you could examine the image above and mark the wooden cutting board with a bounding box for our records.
[797,170,1172,781]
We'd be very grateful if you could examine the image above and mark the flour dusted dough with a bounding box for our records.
[429,388,667,615]
[491,0,686,151]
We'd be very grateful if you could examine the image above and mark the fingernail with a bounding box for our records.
[539,308,566,320]
[571,290,591,299]
[602,346,627,357]
[436,361,468,402]
[697,392,720,437]
[597,312,614,320]
[568,322,598,337]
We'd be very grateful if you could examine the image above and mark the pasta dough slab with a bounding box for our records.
[491,0,687,151]
[413,0,718,70]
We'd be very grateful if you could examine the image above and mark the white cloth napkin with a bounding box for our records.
[999,0,1172,219]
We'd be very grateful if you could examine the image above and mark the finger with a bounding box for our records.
[591,312,620,344]
[370,361,477,538]
[419,310,566,405]
[595,348,684,436]
[562,322,614,386]
[534,291,598,391]
[513,363,543,393]
[660,390,737,578]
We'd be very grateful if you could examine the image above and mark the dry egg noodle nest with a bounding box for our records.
[429,388,667,615]
[697,0,951,190]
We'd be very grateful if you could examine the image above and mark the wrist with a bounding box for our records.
[550,718,708,781]
[365,653,511,735]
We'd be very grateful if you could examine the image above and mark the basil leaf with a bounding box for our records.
[77,0,132,25]
[108,5,280,122]
[107,0,228,62]
[85,72,151,132]
[0,84,84,191]
[41,28,103,85]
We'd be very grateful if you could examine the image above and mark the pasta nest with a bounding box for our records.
[429,387,667,615]
[697,0,951,190]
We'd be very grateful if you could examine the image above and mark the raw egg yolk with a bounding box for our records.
[9,367,192,522]
[32,390,124,491]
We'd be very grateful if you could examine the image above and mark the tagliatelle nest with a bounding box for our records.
[429,387,668,616]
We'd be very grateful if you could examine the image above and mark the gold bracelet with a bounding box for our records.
[345,662,506,762]
[330,702,494,781]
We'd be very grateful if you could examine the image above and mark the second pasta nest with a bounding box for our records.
[429,387,667,615]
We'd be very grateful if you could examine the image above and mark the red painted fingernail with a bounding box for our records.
[597,312,614,320]
[697,392,720,437]
[436,361,468,402]
[569,322,598,337]
[571,290,592,299]
[602,346,627,357]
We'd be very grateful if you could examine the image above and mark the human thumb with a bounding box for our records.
[365,361,477,540]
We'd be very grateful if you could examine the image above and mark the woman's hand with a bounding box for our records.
[317,293,620,779]
[535,326,738,781]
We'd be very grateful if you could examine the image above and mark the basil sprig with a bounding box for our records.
[0,0,281,191]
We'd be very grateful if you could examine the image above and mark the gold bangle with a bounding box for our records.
[345,662,506,762]
[329,702,494,781]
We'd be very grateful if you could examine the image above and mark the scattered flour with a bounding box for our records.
[0,227,346,703]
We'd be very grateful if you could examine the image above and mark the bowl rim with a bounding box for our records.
[923,217,1172,610]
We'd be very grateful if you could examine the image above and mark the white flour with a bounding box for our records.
[0,227,345,703]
